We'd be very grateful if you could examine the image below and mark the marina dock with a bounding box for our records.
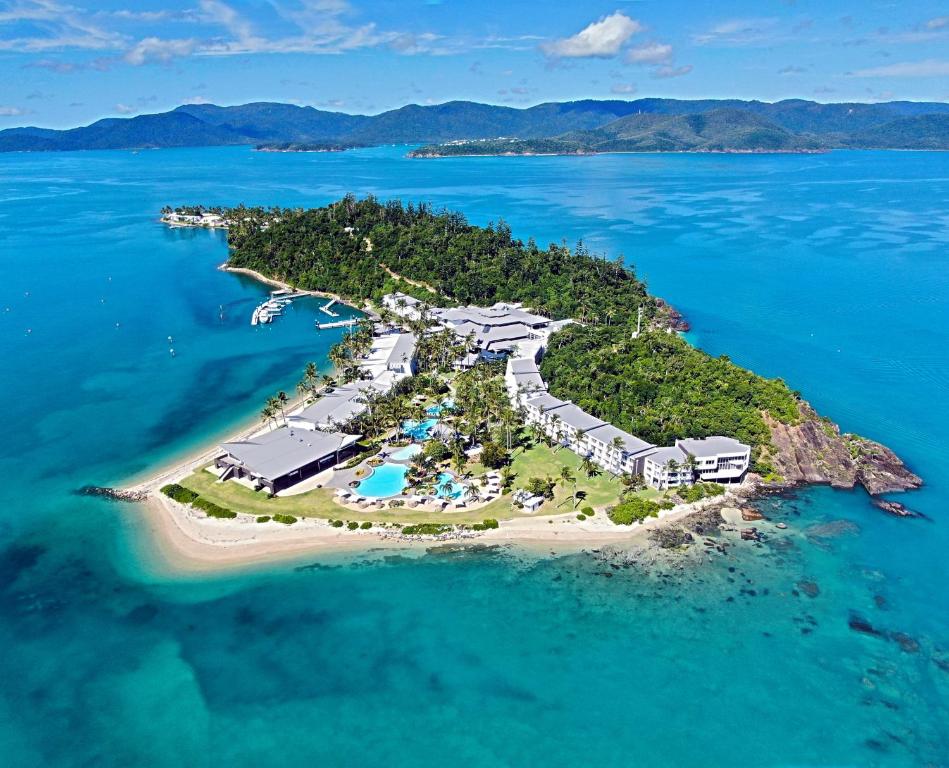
[316,318,361,330]
[251,290,308,325]
[320,298,339,317]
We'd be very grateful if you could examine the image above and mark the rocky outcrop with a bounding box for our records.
[763,403,921,496]
[75,486,148,503]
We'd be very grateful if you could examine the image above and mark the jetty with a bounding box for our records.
[316,318,361,331]
[320,298,340,317]
[250,289,308,326]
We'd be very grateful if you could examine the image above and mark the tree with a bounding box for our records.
[480,441,507,469]
[464,484,480,504]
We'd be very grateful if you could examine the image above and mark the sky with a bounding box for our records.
[0,0,947,128]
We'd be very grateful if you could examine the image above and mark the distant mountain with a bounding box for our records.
[414,109,824,156]
[1,98,948,153]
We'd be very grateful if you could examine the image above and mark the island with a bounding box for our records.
[255,142,368,153]
[127,196,921,568]
[409,108,949,158]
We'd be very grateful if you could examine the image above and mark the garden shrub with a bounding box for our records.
[272,513,297,525]
[160,484,198,504]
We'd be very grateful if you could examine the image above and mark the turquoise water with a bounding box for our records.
[390,443,422,461]
[434,472,464,500]
[1,145,948,766]
[402,416,438,441]
[355,463,409,498]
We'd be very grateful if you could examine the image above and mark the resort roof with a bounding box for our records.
[677,436,749,457]
[221,428,360,481]
[646,446,688,467]
[525,392,568,412]
[296,393,368,427]
[584,423,654,454]
[511,372,546,392]
[508,358,540,374]
[548,403,606,433]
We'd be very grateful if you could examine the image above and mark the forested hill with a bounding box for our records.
[4,98,949,152]
[189,196,809,463]
[221,196,654,326]
[410,108,949,157]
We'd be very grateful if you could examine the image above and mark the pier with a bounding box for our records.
[320,298,339,317]
[250,289,308,325]
[316,318,361,330]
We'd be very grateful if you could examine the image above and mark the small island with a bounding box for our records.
[133,196,921,568]
[255,141,368,153]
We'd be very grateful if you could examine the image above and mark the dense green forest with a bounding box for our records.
[540,325,800,458]
[197,195,804,464]
[223,195,656,325]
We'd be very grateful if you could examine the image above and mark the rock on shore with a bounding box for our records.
[764,403,922,496]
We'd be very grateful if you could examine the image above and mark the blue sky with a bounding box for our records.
[1,0,947,128]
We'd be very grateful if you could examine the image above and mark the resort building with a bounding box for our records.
[382,292,424,321]
[643,447,692,490]
[216,427,361,494]
[383,293,571,368]
[521,391,656,476]
[505,353,748,489]
[642,437,751,489]
[675,437,751,484]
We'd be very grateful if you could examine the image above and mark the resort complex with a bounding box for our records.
[204,292,750,512]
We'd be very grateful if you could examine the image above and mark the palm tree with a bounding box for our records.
[464,484,480,504]
[559,466,575,507]
[580,456,599,479]
[439,477,455,499]
[261,400,277,429]
[276,391,290,424]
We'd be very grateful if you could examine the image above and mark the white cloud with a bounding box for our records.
[183,96,211,105]
[625,41,672,64]
[652,64,692,79]
[849,59,949,77]
[693,18,779,46]
[0,0,126,52]
[541,12,642,59]
[925,16,948,30]
[0,105,26,116]
[610,82,637,95]
[779,65,807,75]
[124,37,197,65]
[114,103,135,114]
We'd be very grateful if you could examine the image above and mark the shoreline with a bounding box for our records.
[135,488,734,576]
[219,264,378,319]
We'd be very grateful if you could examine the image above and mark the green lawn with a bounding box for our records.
[470,442,625,514]
[179,467,527,525]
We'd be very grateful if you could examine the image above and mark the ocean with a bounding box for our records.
[0,145,946,766]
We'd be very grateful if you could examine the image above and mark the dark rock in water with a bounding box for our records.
[741,508,764,522]
[889,632,920,654]
[740,528,760,541]
[75,485,148,503]
[797,580,820,598]
[806,519,860,541]
[872,499,923,518]
[874,594,887,610]
[849,613,884,637]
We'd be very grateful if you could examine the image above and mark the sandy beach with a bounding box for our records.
[134,480,735,575]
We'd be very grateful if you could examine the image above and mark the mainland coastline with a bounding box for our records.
[127,201,922,573]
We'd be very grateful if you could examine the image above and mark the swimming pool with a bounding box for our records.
[434,472,464,499]
[390,444,422,461]
[425,398,455,417]
[355,463,408,498]
[402,417,438,441]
